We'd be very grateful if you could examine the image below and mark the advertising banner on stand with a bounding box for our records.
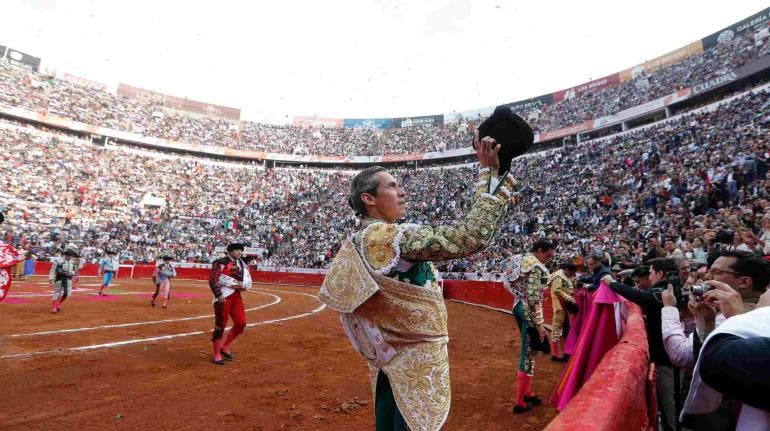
[164,95,241,121]
[343,117,393,129]
[4,47,41,71]
[117,84,240,120]
[444,106,495,123]
[552,73,620,102]
[701,7,770,50]
[538,120,594,142]
[620,41,703,81]
[691,54,770,96]
[292,116,344,128]
[504,93,553,114]
[117,83,165,104]
[394,114,443,128]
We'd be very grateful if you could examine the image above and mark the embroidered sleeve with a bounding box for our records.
[525,268,545,325]
[398,168,515,261]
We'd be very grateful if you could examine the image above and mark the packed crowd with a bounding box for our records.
[1,33,767,156]
[272,88,769,273]
[0,124,347,263]
[530,33,769,132]
[2,86,769,271]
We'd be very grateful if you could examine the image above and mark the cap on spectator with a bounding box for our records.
[227,243,245,252]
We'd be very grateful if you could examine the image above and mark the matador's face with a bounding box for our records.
[366,171,407,223]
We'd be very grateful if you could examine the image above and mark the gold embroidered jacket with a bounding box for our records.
[319,167,515,431]
[548,269,575,314]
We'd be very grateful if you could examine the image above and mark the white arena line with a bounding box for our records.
[0,288,326,359]
[4,291,281,338]
[9,291,98,298]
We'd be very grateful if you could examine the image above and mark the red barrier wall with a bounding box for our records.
[543,304,653,431]
[442,280,553,323]
[33,263,326,287]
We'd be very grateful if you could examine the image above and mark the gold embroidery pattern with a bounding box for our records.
[361,223,399,272]
[383,341,451,431]
[357,271,448,342]
[317,240,380,313]
[548,270,574,314]
[399,172,514,262]
[355,270,449,431]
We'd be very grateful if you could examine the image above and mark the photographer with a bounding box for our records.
[660,250,770,429]
[682,300,770,430]
[602,257,681,431]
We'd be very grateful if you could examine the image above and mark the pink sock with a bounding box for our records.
[516,371,529,407]
[525,373,536,397]
[212,340,223,361]
[222,331,239,354]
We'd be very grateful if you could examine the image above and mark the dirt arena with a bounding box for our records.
[0,276,562,430]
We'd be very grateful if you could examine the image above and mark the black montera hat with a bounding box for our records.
[477,106,534,175]
[226,243,245,252]
[63,249,79,257]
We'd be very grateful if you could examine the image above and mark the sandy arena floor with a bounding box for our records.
[0,276,562,430]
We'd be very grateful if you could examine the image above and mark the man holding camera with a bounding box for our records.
[603,257,681,431]
[661,250,769,368]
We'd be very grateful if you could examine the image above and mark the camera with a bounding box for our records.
[651,272,685,305]
[691,283,713,299]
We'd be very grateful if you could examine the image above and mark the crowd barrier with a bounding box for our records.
[543,304,654,431]
[443,280,654,430]
[32,263,326,286]
[442,279,554,326]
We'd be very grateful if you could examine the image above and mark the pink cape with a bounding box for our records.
[563,287,594,355]
[550,281,624,411]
